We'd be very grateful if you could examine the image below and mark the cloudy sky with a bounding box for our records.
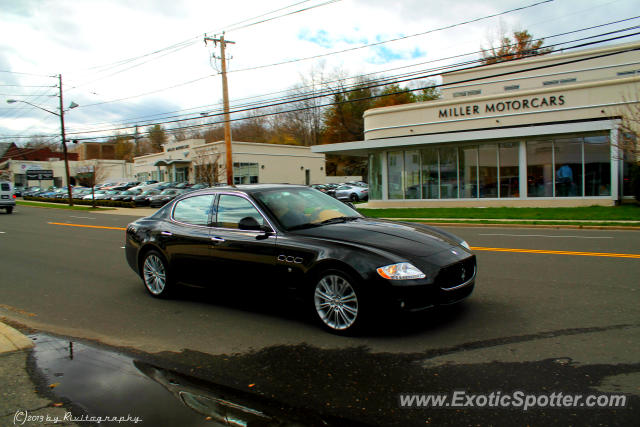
[1,0,639,144]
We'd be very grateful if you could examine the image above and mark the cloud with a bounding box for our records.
[298,29,334,49]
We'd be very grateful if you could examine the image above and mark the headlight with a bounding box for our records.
[460,240,470,250]
[376,263,425,280]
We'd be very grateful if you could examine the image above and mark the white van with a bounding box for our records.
[0,181,16,214]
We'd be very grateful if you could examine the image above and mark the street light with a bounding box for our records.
[6,87,78,206]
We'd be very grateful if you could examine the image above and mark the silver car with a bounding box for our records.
[334,185,368,202]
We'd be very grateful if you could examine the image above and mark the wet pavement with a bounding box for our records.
[27,329,639,426]
[28,333,368,426]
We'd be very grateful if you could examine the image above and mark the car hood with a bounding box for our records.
[291,218,464,258]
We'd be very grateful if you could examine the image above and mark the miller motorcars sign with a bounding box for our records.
[438,94,566,119]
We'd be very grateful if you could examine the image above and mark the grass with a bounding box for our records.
[357,205,640,221]
[16,201,111,211]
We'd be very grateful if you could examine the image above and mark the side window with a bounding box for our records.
[216,195,265,229]
[172,195,215,226]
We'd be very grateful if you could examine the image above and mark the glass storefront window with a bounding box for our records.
[439,147,458,199]
[527,140,553,197]
[387,151,404,199]
[499,143,519,198]
[404,151,421,199]
[554,137,583,197]
[420,148,439,199]
[459,146,477,198]
[368,152,383,200]
[479,144,498,198]
[584,135,610,196]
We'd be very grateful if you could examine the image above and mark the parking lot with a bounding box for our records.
[1,205,639,425]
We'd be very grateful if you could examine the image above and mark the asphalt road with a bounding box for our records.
[1,205,639,426]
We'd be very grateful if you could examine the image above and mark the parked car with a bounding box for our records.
[148,188,185,207]
[334,185,369,202]
[110,190,141,202]
[133,189,161,206]
[82,190,119,200]
[13,186,24,197]
[124,184,475,334]
[188,183,209,191]
[22,186,41,197]
[0,181,16,213]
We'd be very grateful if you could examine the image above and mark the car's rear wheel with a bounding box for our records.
[312,269,363,334]
[6,207,13,214]
[141,250,173,298]
[350,193,359,202]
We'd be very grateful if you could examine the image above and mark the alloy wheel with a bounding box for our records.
[143,254,167,295]
[314,274,359,330]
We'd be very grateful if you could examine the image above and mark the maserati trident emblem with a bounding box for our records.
[461,267,466,281]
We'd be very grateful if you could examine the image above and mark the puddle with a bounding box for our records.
[29,333,362,426]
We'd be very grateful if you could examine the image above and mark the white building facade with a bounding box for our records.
[313,42,640,207]
[134,139,326,185]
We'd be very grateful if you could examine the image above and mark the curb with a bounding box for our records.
[0,322,34,354]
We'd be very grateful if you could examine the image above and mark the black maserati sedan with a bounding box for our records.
[124,184,476,334]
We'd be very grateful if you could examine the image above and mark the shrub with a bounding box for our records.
[23,196,135,208]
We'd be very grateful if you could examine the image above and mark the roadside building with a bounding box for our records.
[312,41,640,207]
[74,142,116,160]
[133,139,326,185]
[0,158,133,188]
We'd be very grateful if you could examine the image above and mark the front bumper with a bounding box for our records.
[382,255,476,312]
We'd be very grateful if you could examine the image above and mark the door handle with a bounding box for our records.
[161,231,173,236]
[210,236,225,243]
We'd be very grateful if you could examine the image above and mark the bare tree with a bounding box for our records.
[192,146,225,186]
[75,162,108,207]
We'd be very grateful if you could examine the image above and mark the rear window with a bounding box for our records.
[1,183,10,191]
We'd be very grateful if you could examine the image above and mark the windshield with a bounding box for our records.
[254,187,361,231]
[161,189,176,195]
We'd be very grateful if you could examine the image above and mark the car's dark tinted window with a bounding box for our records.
[1,183,10,191]
[216,195,265,229]
[172,194,215,226]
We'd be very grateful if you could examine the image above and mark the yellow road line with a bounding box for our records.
[471,246,640,259]
[46,222,639,259]
[48,222,126,231]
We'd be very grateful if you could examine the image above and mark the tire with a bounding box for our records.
[350,193,359,202]
[6,207,13,214]
[140,250,174,298]
[311,269,365,334]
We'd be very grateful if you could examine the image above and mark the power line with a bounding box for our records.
[65,42,640,142]
[63,23,640,133]
[61,0,342,92]
[65,0,557,113]
[228,0,555,74]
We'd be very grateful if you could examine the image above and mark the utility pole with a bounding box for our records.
[204,33,235,185]
[58,74,73,206]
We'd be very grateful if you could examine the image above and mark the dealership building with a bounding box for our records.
[134,139,326,185]
[313,41,640,207]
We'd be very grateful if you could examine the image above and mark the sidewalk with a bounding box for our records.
[0,322,78,426]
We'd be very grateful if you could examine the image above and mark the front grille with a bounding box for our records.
[435,256,476,290]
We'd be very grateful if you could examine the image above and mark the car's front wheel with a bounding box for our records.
[312,269,364,334]
[141,250,173,298]
[350,193,359,202]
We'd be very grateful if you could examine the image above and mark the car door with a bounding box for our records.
[159,193,216,286]
[207,193,277,286]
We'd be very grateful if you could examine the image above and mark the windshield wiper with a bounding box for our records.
[286,223,322,231]
[318,216,360,225]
